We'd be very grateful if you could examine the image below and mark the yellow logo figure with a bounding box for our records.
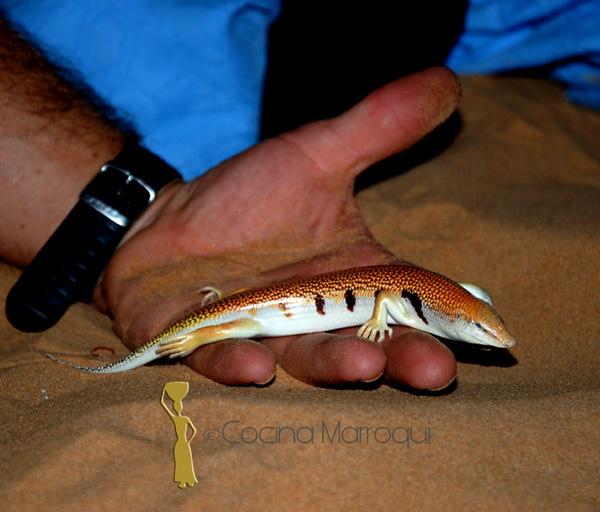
[161,381,198,488]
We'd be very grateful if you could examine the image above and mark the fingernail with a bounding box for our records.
[360,372,383,384]
[255,372,276,386]
[427,374,456,392]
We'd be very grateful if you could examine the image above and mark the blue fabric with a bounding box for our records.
[3,0,597,183]
[448,0,600,109]
[1,0,279,180]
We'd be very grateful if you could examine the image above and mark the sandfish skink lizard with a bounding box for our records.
[48,264,516,373]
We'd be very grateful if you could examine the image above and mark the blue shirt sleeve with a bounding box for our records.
[447,0,600,109]
[1,0,279,180]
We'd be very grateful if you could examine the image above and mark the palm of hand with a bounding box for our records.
[97,68,460,389]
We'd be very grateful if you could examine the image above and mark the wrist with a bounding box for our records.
[0,133,125,265]
[5,141,182,332]
[92,178,184,316]
[121,178,184,244]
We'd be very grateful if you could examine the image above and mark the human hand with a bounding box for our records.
[96,67,461,390]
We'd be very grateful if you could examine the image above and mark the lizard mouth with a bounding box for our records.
[461,324,516,348]
[479,332,516,349]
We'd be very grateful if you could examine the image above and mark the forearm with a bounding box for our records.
[0,17,124,265]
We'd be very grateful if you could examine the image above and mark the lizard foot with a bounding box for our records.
[156,336,197,359]
[357,320,393,343]
[198,286,223,306]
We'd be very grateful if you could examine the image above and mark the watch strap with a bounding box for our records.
[82,142,181,225]
[6,201,127,332]
[105,142,181,193]
[5,142,181,332]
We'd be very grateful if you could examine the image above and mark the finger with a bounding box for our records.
[185,339,277,386]
[280,67,461,177]
[381,329,456,391]
[263,333,386,386]
[313,326,456,390]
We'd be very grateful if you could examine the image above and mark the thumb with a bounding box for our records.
[280,67,461,177]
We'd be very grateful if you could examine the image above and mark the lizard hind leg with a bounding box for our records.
[155,318,263,359]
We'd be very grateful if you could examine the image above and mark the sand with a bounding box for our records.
[0,76,598,511]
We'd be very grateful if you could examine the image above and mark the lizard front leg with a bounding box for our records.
[357,291,408,343]
[198,286,224,306]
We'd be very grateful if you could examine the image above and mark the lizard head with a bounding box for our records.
[452,298,517,348]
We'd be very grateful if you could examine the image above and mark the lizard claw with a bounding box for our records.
[357,321,392,343]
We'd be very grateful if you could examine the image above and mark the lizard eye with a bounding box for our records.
[474,321,495,338]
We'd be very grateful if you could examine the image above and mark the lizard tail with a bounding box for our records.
[45,345,158,374]
[45,353,113,373]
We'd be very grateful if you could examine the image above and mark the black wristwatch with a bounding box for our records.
[5,140,182,332]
